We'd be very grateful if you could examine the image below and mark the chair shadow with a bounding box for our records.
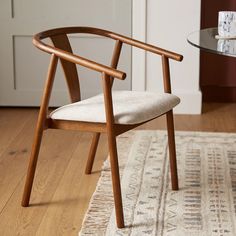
[124,221,157,230]
[89,170,102,175]
[30,197,79,207]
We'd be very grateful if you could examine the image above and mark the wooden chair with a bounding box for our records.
[21,27,183,228]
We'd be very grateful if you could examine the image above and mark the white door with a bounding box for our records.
[0,0,132,106]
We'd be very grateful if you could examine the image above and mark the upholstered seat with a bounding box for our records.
[50,91,180,125]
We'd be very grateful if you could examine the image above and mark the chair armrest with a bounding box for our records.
[110,33,183,61]
[33,37,126,80]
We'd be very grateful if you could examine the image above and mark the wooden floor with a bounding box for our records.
[0,103,236,236]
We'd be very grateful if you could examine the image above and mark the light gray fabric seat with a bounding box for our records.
[50,91,180,125]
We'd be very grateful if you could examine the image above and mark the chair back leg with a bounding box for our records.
[166,110,179,190]
[85,132,100,174]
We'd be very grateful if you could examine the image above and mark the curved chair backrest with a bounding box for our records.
[33,27,127,103]
[33,26,183,102]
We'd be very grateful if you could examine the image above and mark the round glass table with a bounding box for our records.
[187,27,236,57]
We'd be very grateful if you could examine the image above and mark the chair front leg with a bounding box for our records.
[107,129,124,228]
[102,72,124,228]
[166,110,179,190]
[21,117,45,207]
[85,132,100,174]
[21,54,58,207]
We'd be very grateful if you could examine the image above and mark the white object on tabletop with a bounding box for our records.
[217,11,236,39]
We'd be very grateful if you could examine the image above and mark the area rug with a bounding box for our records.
[79,131,236,236]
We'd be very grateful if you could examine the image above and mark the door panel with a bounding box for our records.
[0,0,131,106]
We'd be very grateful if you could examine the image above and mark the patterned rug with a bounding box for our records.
[79,131,236,236]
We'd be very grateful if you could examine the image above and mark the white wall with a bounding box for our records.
[132,0,202,114]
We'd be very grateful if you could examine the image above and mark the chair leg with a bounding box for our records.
[85,132,100,174]
[21,54,58,207]
[21,120,45,207]
[107,131,124,228]
[166,110,179,190]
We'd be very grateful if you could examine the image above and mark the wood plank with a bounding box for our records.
[0,122,83,235]
[139,103,236,132]
[36,133,107,235]
[0,110,38,212]
[0,108,35,158]
[0,104,235,235]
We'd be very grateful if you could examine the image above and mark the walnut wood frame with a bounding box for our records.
[21,27,183,228]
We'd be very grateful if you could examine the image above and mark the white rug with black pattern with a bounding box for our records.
[79,131,236,236]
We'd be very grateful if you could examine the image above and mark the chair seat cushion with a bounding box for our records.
[50,91,180,125]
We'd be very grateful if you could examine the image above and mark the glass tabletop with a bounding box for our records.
[187,27,236,57]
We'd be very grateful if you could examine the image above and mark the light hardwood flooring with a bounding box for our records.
[0,103,236,236]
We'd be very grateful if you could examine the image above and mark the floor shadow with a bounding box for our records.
[89,170,102,175]
[30,197,79,207]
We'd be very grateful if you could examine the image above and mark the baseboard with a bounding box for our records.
[173,90,202,114]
